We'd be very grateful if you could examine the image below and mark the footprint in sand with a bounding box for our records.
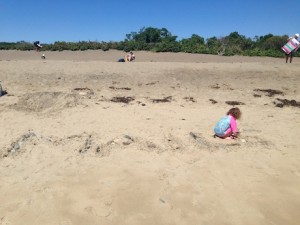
[59,220,73,225]
[0,216,11,225]
[84,204,112,218]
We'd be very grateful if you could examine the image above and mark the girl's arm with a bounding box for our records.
[230,116,239,137]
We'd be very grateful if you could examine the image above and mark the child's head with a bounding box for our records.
[227,107,241,119]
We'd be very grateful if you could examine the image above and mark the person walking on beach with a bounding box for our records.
[213,107,241,139]
[33,41,42,52]
[284,33,299,63]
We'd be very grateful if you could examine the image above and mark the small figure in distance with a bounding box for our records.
[125,51,135,62]
[213,107,241,140]
[0,80,7,97]
[285,33,299,63]
[0,80,2,97]
[118,51,136,62]
[33,41,42,52]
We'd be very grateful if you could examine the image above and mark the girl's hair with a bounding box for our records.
[227,107,241,119]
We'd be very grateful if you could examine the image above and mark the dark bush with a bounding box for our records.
[1,27,297,58]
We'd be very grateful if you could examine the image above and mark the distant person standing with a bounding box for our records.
[283,33,299,63]
[33,41,42,52]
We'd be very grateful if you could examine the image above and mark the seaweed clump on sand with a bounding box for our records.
[209,99,218,104]
[225,101,245,106]
[152,96,172,103]
[109,86,131,90]
[274,98,300,108]
[210,84,220,89]
[184,97,196,103]
[254,89,284,97]
[110,96,135,104]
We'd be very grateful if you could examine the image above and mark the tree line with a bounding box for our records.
[0,27,297,57]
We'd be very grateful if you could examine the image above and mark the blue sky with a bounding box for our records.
[0,0,299,43]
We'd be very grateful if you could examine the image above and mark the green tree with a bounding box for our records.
[180,34,206,53]
[1,28,297,58]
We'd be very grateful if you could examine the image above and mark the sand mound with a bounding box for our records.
[10,92,77,112]
[10,89,96,113]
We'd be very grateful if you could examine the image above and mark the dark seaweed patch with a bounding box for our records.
[110,96,135,104]
[209,99,218,104]
[184,97,196,102]
[210,84,220,89]
[73,87,92,91]
[274,98,300,108]
[145,81,159,86]
[109,86,131,90]
[254,89,284,97]
[225,101,245,106]
[152,96,172,103]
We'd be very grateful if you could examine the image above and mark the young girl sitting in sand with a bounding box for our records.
[214,107,241,139]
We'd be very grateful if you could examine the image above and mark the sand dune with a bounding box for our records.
[0,50,300,225]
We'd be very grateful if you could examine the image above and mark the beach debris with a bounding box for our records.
[209,99,218,104]
[145,81,159,86]
[73,133,106,155]
[274,98,300,108]
[184,97,196,102]
[137,101,146,106]
[210,84,220,89]
[73,87,94,96]
[253,94,261,98]
[109,86,131,90]
[110,96,135,104]
[254,89,284,97]
[73,87,92,91]
[223,84,234,90]
[152,96,172,103]
[209,83,233,90]
[165,134,182,151]
[146,142,157,149]
[8,131,37,154]
[189,132,198,140]
[159,198,166,204]
[79,135,93,153]
[65,133,105,156]
[111,135,134,145]
[225,101,245,106]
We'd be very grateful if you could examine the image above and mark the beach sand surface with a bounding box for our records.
[0,50,300,225]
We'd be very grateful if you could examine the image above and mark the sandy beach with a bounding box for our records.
[0,50,300,225]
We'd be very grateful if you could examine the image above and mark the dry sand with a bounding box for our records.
[0,50,300,225]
